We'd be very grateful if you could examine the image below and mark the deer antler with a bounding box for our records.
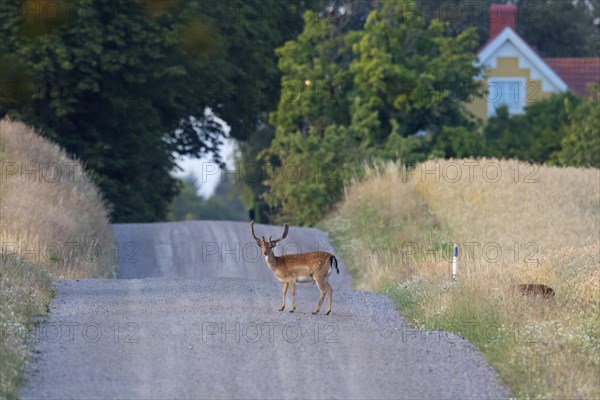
[270,224,289,244]
[250,220,261,242]
[251,221,289,244]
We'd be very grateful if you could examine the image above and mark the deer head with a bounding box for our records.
[250,221,289,256]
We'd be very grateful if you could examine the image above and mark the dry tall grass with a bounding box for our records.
[415,158,599,258]
[323,162,448,289]
[324,159,600,399]
[1,118,115,399]
[1,118,115,278]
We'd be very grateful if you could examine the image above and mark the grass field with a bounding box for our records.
[0,118,115,399]
[322,159,600,399]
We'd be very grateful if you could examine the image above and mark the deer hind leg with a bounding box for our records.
[279,282,289,311]
[289,281,296,313]
[312,278,326,314]
[324,281,333,315]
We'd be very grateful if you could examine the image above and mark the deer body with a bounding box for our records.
[251,222,339,315]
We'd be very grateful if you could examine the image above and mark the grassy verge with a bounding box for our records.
[0,118,116,399]
[0,256,53,399]
[322,159,600,399]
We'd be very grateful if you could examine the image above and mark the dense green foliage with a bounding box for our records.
[516,0,598,57]
[481,88,599,168]
[262,2,482,225]
[1,0,307,221]
[483,92,580,163]
[551,86,600,168]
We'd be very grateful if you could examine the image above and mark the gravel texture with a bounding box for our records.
[20,222,509,399]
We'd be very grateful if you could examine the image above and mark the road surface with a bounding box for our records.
[20,221,509,399]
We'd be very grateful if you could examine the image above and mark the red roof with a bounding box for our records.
[544,58,600,97]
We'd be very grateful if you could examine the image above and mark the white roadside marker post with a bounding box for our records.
[452,244,458,281]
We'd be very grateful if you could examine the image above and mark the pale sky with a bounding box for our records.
[173,138,236,198]
[172,110,237,199]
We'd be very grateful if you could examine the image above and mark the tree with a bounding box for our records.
[431,125,485,159]
[259,9,364,225]
[262,98,374,225]
[263,2,482,225]
[484,92,580,163]
[517,0,598,57]
[417,0,599,57]
[1,0,308,221]
[552,85,600,168]
[235,123,275,223]
[349,1,481,141]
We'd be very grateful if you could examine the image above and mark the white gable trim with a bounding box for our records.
[476,27,568,92]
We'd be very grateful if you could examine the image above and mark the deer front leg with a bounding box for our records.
[289,281,296,313]
[279,282,289,311]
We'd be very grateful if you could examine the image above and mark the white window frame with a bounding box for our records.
[487,77,527,117]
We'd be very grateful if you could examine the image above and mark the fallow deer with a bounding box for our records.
[250,221,339,315]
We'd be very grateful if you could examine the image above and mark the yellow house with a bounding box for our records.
[467,4,569,121]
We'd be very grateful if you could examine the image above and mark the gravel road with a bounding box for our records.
[111,221,353,289]
[20,221,509,399]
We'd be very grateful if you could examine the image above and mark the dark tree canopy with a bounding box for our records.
[417,0,599,57]
[1,0,308,221]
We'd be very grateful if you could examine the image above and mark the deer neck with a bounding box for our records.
[265,251,279,270]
